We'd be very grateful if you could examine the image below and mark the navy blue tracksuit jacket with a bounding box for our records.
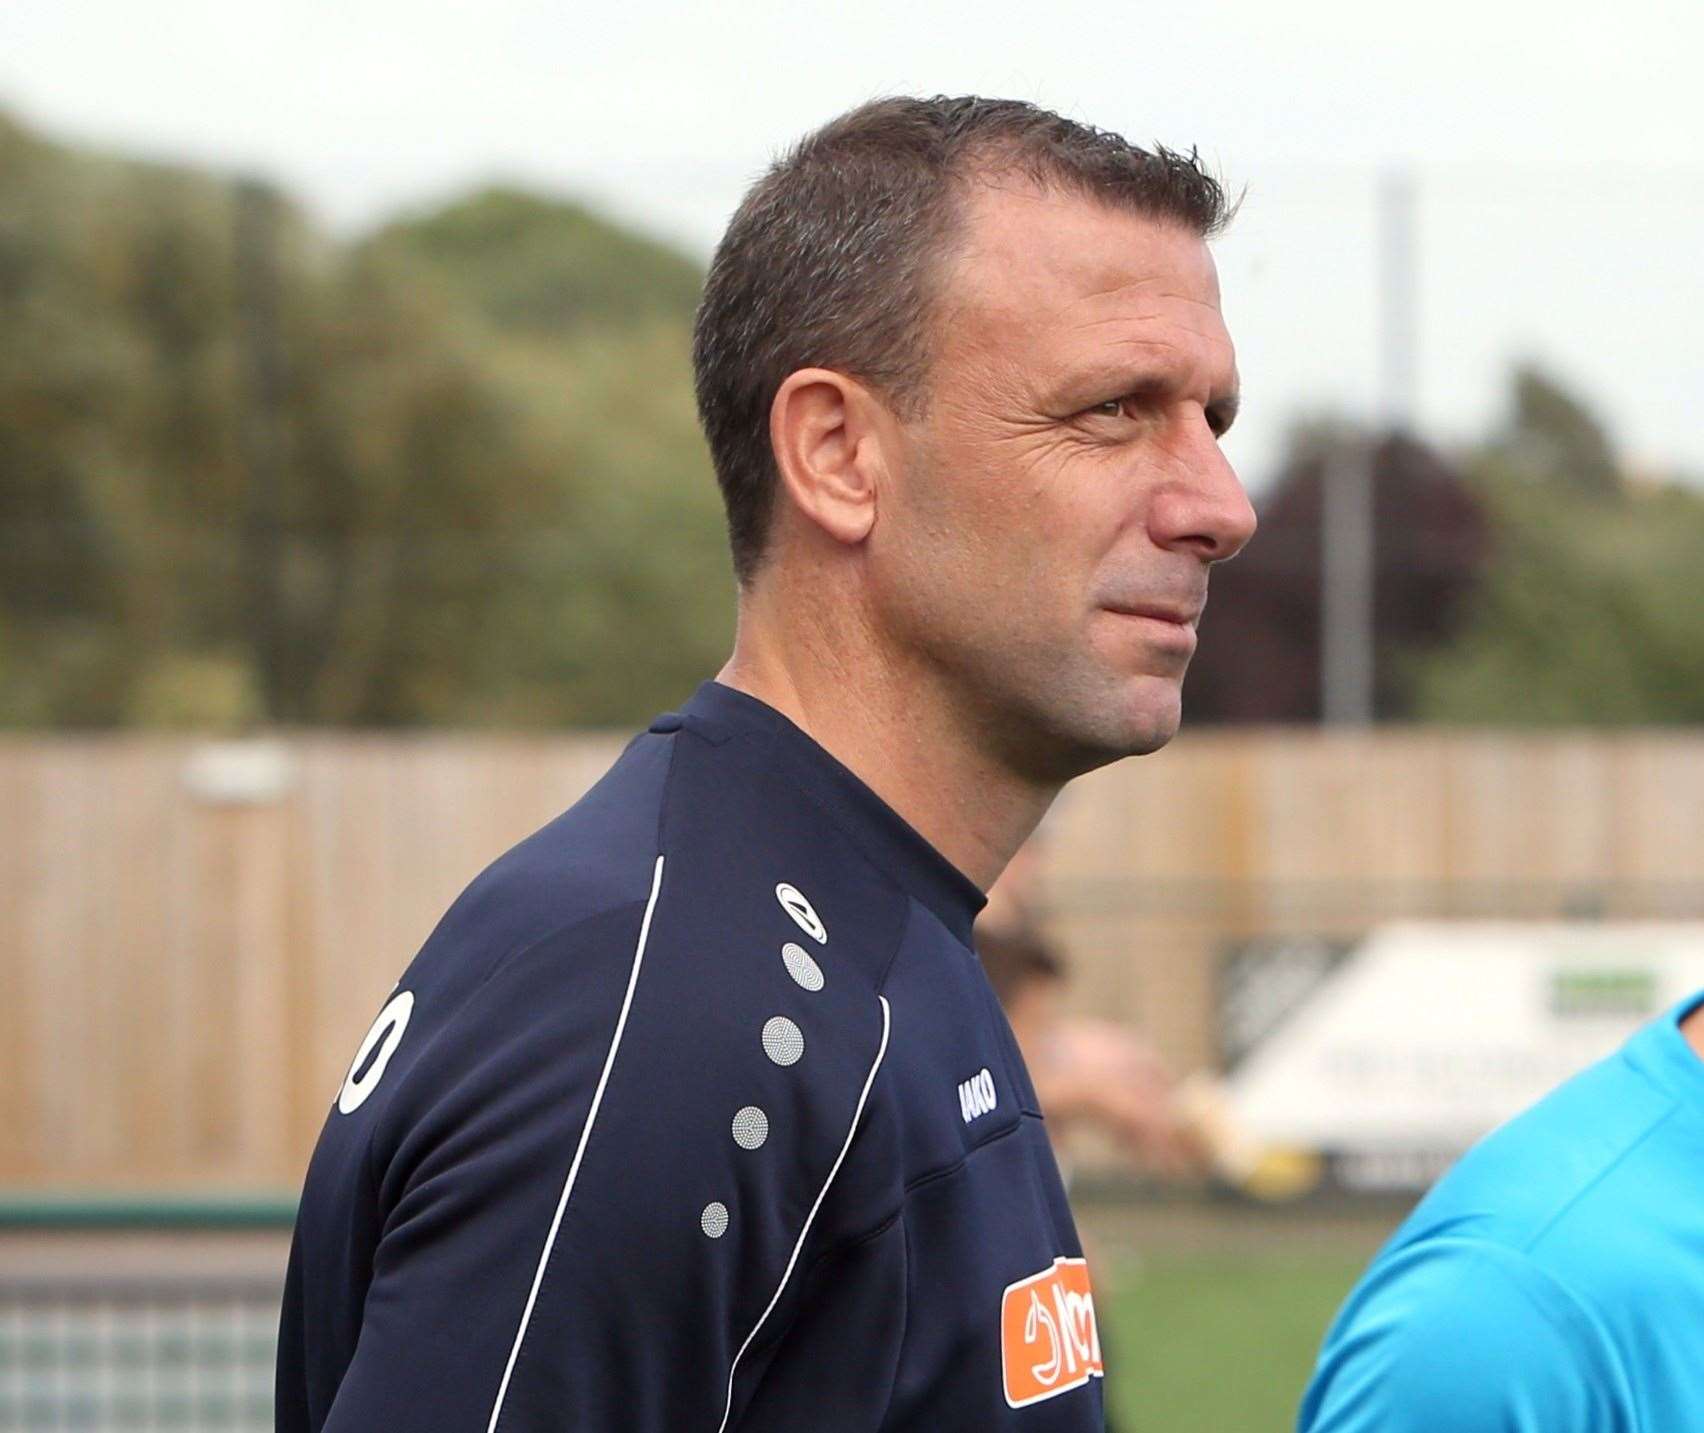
[277,680,1105,1430]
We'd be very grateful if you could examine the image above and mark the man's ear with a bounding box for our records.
[768,368,891,552]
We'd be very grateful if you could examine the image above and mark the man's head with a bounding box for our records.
[694,96,1256,779]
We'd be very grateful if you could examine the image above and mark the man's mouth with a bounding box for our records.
[1101,605,1200,656]
[1102,601,1202,628]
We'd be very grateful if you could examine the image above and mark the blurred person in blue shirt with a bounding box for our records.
[1299,992,1704,1433]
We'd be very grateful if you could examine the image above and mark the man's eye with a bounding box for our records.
[1088,398,1124,418]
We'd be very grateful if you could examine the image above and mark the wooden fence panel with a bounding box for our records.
[1,728,1701,1190]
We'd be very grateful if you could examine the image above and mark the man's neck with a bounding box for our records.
[716,590,1057,894]
[1683,1004,1704,1063]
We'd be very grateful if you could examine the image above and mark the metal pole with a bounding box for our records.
[1320,436,1374,725]
[1320,168,1417,725]
[1378,167,1419,431]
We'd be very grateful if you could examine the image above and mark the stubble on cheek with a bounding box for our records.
[1057,621,1186,757]
[889,380,1181,765]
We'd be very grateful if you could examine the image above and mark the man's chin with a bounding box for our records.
[1110,674,1184,755]
[1044,680,1182,775]
[1117,708,1181,759]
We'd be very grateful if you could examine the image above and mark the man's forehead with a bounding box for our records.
[940,184,1233,397]
[943,180,1228,345]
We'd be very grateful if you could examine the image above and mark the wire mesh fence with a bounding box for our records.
[0,1278,279,1432]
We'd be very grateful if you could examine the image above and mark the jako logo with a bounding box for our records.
[958,1067,997,1124]
[775,882,827,944]
[1000,1257,1103,1409]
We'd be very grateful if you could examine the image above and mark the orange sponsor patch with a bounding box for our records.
[1000,1256,1104,1409]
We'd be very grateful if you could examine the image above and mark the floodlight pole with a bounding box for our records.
[1321,166,1417,727]
[1377,168,1419,433]
[1320,438,1375,726]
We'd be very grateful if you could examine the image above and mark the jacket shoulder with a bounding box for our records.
[399,728,675,992]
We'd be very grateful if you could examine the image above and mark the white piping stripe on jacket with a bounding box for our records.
[716,994,893,1433]
[485,853,667,1433]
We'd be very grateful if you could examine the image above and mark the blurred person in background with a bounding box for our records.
[1298,991,1704,1432]
[978,825,1310,1202]
[279,93,1253,1432]
[977,921,1198,1181]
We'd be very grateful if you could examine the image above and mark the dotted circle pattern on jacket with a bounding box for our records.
[762,1016,805,1067]
[731,1105,770,1150]
[780,943,825,992]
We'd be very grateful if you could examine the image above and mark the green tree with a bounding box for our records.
[364,185,734,726]
[376,186,704,336]
[1409,369,1704,724]
[1489,363,1621,497]
[0,114,733,730]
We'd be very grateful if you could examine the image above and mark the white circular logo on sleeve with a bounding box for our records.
[775,883,827,944]
[761,1016,805,1067]
[337,990,415,1114]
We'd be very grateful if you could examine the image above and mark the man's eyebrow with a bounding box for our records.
[1049,356,1178,404]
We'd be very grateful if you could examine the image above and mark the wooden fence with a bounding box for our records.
[3,729,1702,1192]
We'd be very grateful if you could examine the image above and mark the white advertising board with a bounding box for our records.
[1225,923,1704,1190]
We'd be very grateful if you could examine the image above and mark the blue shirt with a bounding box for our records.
[1299,992,1704,1433]
[276,680,1106,1431]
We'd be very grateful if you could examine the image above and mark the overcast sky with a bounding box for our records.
[4,0,1701,488]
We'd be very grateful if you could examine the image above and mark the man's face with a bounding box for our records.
[869,180,1256,780]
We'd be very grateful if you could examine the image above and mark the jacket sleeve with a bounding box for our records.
[319,893,891,1433]
[1296,1239,1633,1433]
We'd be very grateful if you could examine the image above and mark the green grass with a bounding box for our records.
[1100,1252,1367,1431]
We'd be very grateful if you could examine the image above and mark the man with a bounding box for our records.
[276,94,1253,1432]
[1298,993,1704,1431]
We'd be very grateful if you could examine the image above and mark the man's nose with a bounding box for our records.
[1147,435,1257,564]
